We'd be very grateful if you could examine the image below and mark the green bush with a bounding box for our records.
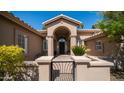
[0,45,24,80]
[72,45,87,56]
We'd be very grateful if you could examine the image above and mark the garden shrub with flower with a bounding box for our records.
[0,45,24,80]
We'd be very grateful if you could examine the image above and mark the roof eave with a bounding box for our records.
[42,14,82,26]
[0,12,42,37]
[84,33,106,41]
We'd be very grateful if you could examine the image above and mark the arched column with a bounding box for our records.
[70,35,77,55]
[47,36,54,56]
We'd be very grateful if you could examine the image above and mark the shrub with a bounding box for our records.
[0,45,24,80]
[72,45,87,56]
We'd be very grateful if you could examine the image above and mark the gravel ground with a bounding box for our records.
[111,70,124,81]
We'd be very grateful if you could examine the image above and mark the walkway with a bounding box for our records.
[52,55,74,81]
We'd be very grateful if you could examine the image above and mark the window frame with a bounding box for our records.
[95,40,103,51]
[18,34,28,54]
[43,39,48,51]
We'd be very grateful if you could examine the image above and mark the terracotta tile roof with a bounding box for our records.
[38,30,47,33]
[84,32,106,41]
[38,30,47,37]
[78,29,101,33]
[0,11,42,37]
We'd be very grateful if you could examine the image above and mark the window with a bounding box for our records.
[18,34,28,53]
[43,39,48,50]
[95,41,103,51]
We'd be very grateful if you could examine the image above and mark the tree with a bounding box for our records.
[96,11,124,43]
[92,24,97,29]
[96,11,124,70]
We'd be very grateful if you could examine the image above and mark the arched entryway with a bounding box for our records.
[54,26,71,56]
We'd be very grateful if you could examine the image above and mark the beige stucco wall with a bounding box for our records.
[87,67,110,81]
[0,15,43,60]
[35,56,113,81]
[72,56,113,81]
[85,36,116,57]
[0,15,15,45]
[75,64,111,81]
[35,56,53,81]
[46,19,77,37]
[38,64,51,81]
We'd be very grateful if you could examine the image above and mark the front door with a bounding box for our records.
[59,42,65,54]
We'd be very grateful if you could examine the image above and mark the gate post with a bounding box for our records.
[72,56,91,81]
[35,56,54,81]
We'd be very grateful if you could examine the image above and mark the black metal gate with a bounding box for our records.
[51,61,75,81]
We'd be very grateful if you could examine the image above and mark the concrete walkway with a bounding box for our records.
[52,55,73,62]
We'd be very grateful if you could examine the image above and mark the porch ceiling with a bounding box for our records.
[54,27,70,40]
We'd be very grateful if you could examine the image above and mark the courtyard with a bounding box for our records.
[0,11,124,81]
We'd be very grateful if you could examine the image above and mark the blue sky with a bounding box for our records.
[11,11,103,30]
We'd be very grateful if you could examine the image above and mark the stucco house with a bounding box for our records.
[0,11,115,60]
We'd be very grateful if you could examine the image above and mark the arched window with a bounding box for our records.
[58,38,66,42]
